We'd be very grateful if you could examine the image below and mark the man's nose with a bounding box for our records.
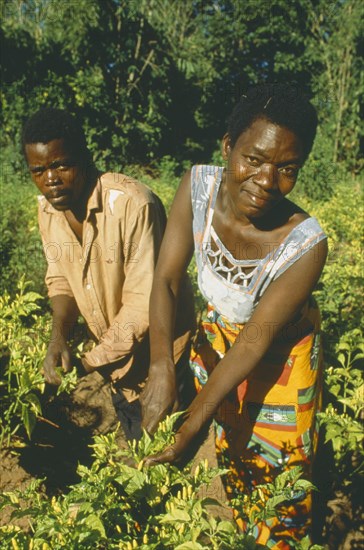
[46,168,60,185]
[254,163,277,189]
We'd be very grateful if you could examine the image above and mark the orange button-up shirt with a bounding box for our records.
[38,172,194,399]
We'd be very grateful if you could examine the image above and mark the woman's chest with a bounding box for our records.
[210,217,288,262]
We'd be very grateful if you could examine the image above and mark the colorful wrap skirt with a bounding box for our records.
[189,298,323,549]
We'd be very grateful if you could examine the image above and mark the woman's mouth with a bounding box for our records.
[245,190,271,207]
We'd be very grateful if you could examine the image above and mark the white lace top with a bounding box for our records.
[191,165,327,323]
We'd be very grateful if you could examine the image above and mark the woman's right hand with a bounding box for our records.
[43,337,73,385]
[140,358,178,435]
[143,430,190,466]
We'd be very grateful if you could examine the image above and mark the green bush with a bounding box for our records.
[0,165,46,297]
[0,279,78,445]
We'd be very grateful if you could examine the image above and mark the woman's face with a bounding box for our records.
[222,117,304,220]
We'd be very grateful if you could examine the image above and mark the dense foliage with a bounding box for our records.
[1,0,363,170]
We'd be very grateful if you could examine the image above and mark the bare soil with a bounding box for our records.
[1,372,362,549]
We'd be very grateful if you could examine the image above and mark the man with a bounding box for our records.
[22,107,195,440]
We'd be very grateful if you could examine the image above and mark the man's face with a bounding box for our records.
[25,138,88,211]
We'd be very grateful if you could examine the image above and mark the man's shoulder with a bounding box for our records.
[99,172,158,209]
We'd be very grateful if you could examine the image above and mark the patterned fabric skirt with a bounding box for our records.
[189,299,323,549]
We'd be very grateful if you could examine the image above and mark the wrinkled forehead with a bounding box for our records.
[238,118,303,153]
[25,138,78,164]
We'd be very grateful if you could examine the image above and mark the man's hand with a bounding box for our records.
[81,356,94,374]
[43,337,73,385]
[140,358,178,435]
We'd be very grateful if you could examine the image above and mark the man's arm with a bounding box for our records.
[43,294,79,384]
[38,202,80,384]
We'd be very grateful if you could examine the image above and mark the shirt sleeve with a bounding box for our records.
[84,200,164,367]
[38,202,74,299]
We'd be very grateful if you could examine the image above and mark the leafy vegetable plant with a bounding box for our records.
[0,278,77,445]
[0,413,323,549]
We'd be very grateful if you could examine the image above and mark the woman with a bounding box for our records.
[141,84,328,547]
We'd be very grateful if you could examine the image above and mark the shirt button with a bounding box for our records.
[86,284,91,290]
[79,258,82,263]
[93,310,97,316]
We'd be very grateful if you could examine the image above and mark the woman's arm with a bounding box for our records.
[140,170,195,434]
[145,237,328,463]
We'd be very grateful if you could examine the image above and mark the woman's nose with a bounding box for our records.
[254,163,277,189]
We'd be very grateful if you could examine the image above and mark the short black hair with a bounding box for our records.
[22,107,91,162]
[227,83,318,160]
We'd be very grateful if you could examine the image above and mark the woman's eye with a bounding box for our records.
[279,166,298,177]
[246,156,260,166]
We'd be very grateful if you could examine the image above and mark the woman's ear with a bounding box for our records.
[222,133,231,161]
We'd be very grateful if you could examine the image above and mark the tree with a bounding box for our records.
[304,0,363,172]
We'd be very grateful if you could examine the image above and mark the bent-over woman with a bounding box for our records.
[141,84,328,548]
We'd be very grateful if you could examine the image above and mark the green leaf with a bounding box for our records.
[160,508,191,523]
[23,292,42,303]
[20,371,31,389]
[83,514,106,538]
[25,393,42,415]
[22,406,36,438]
[115,467,146,493]
[174,543,205,550]
[216,520,236,534]
[294,479,316,492]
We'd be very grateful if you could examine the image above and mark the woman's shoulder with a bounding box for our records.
[263,200,326,253]
[283,199,326,236]
[190,164,222,198]
[191,164,222,178]
[276,203,326,252]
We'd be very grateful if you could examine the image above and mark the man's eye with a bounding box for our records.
[31,169,43,176]
[54,163,72,171]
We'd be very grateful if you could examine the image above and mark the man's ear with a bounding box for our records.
[222,134,231,161]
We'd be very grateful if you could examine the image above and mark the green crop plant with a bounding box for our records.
[318,330,364,483]
[0,414,323,549]
[0,278,78,446]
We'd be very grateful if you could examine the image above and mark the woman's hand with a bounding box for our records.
[143,431,188,466]
[140,358,178,435]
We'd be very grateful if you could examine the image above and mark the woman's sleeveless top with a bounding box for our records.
[191,165,327,324]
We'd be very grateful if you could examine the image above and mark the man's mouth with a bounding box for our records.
[46,191,69,200]
[46,191,71,206]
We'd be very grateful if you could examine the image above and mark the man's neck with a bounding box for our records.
[70,166,99,223]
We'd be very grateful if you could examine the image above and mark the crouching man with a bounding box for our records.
[22,107,195,440]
